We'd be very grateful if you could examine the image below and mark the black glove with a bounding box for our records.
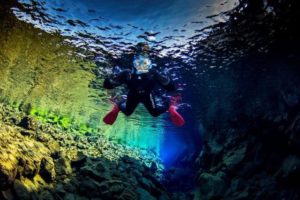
[149,68,170,86]
[121,69,132,81]
[149,67,158,74]
[103,69,132,89]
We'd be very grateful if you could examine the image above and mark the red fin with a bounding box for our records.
[169,105,185,127]
[103,104,120,125]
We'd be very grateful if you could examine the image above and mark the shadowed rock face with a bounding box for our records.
[193,0,300,199]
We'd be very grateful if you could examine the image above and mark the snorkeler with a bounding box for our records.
[103,42,185,127]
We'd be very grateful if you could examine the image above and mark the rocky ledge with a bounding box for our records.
[0,103,176,200]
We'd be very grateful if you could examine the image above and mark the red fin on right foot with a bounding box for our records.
[103,104,120,125]
[169,105,185,127]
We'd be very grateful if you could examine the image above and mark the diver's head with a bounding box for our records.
[135,42,150,55]
[133,42,152,74]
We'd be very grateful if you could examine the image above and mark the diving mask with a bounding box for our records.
[133,55,152,74]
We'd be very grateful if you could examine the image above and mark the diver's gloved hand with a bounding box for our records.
[111,70,131,83]
[148,68,158,75]
[118,69,132,81]
[104,69,132,89]
[149,68,170,86]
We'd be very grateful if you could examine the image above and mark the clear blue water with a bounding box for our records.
[9,0,239,168]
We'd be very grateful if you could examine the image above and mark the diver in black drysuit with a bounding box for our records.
[102,42,185,126]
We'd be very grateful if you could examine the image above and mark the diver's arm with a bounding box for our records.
[103,69,131,89]
[149,68,176,91]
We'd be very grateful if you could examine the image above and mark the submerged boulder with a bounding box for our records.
[0,123,55,197]
[19,116,37,131]
[223,143,247,169]
[197,172,227,199]
[278,155,300,184]
[39,158,56,183]
[13,179,33,200]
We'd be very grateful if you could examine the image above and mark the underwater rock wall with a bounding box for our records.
[0,4,102,132]
[0,103,173,200]
[193,0,300,199]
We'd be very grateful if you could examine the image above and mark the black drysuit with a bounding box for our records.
[103,69,175,117]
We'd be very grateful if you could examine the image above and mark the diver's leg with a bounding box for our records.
[103,92,139,124]
[143,93,167,117]
[119,92,139,116]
